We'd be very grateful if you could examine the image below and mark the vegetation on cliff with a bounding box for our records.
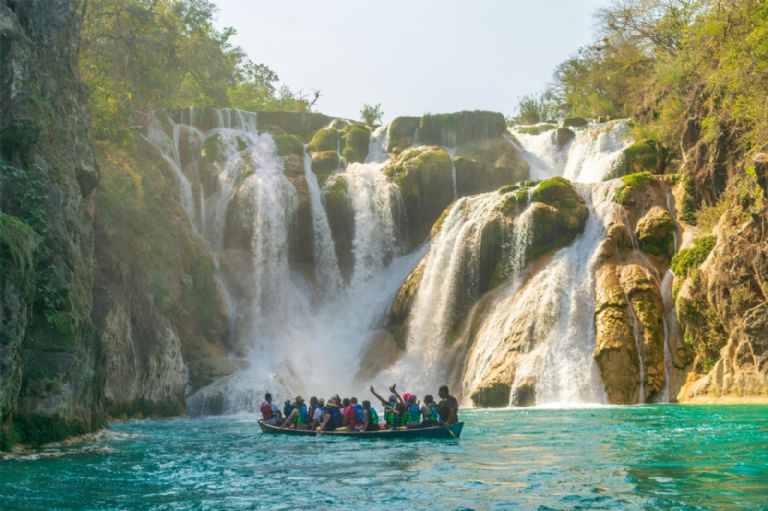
[80,0,313,142]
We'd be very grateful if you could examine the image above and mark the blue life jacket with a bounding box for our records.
[406,403,420,424]
[354,404,364,423]
[328,406,342,428]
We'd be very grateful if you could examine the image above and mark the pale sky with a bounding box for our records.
[214,0,610,122]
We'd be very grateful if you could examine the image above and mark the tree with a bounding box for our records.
[80,0,312,142]
[360,103,384,127]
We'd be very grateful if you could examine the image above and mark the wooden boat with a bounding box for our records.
[258,420,464,439]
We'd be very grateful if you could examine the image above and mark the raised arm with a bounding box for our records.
[370,385,387,405]
[388,384,405,406]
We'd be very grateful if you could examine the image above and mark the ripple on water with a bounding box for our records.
[0,406,767,510]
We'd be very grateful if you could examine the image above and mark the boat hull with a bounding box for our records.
[258,420,463,439]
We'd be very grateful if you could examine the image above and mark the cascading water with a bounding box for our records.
[146,111,421,413]
[512,120,631,183]
[379,192,510,394]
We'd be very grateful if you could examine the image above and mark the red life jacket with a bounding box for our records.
[260,402,273,420]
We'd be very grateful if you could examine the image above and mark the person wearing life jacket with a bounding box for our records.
[351,397,364,426]
[260,392,282,426]
[308,396,324,429]
[388,384,413,429]
[401,393,421,428]
[370,385,402,430]
[281,396,308,429]
[282,399,294,419]
[361,400,379,432]
[316,397,344,432]
[344,397,364,431]
[340,398,351,424]
[420,394,440,427]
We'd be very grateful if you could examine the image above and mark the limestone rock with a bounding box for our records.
[635,206,675,257]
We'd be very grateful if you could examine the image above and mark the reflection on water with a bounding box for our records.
[1,406,767,510]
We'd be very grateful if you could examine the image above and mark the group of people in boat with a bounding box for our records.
[259,384,459,432]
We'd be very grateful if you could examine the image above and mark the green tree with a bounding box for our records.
[80,0,312,142]
[360,103,384,127]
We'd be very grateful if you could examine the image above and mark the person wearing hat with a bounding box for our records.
[281,396,308,429]
[316,397,343,432]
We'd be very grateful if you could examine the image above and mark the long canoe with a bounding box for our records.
[258,420,463,439]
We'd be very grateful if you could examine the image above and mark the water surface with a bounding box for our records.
[1,405,767,510]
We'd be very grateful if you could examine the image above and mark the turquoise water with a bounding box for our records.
[1,405,767,510]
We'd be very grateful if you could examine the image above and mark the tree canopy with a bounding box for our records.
[80,0,313,142]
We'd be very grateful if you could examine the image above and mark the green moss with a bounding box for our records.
[418,111,507,147]
[671,235,716,278]
[563,117,589,128]
[0,212,40,277]
[0,119,41,159]
[308,127,341,152]
[272,133,305,156]
[621,171,652,188]
[498,184,520,194]
[341,124,370,163]
[614,172,653,205]
[310,150,340,178]
[202,133,224,162]
[620,139,667,175]
[636,208,675,257]
[388,116,420,153]
[10,414,88,446]
[515,123,557,135]
[531,176,573,203]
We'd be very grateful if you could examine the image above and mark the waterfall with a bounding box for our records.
[146,110,421,413]
[511,120,631,183]
[303,150,342,296]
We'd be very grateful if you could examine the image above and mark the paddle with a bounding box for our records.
[444,423,458,440]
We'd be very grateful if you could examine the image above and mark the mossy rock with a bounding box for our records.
[515,123,556,136]
[9,414,89,446]
[256,111,333,139]
[453,138,529,196]
[272,133,304,157]
[341,124,371,163]
[635,206,675,257]
[309,127,341,153]
[614,172,653,205]
[671,236,716,279]
[563,117,589,128]
[0,119,41,159]
[418,110,507,147]
[619,139,668,175]
[555,127,575,149]
[525,177,590,260]
[310,150,340,183]
[387,147,454,246]
[323,178,355,275]
[388,116,420,153]
[470,382,511,407]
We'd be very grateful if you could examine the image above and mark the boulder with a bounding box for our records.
[388,116,420,153]
[563,116,589,128]
[619,139,667,175]
[635,206,675,257]
[322,178,355,276]
[515,123,556,136]
[555,127,576,149]
[594,265,640,404]
[453,138,529,196]
[385,147,454,246]
[341,124,371,163]
[417,111,507,147]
